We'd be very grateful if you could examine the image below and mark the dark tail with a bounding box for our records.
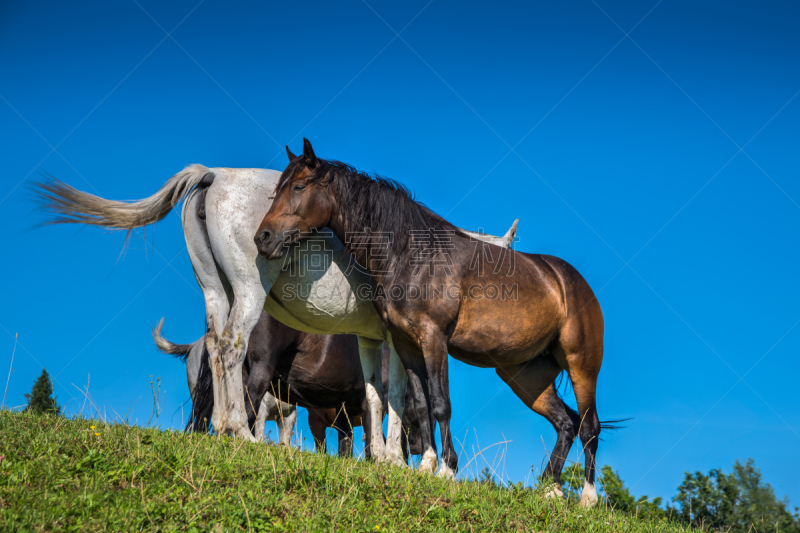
[555,369,571,395]
[188,345,214,433]
[600,418,632,431]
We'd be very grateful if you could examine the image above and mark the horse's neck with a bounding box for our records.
[328,214,391,284]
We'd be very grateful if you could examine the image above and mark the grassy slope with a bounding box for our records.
[0,411,692,532]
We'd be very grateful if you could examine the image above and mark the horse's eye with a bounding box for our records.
[292,185,304,193]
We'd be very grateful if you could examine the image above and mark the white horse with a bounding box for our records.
[152,328,297,445]
[36,165,517,473]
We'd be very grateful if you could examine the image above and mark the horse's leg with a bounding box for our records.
[362,400,372,460]
[334,414,354,458]
[538,386,582,499]
[495,353,577,499]
[244,319,280,435]
[385,339,408,467]
[399,393,412,464]
[183,203,230,431]
[556,315,604,508]
[419,332,457,478]
[308,409,327,453]
[564,361,601,507]
[277,403,297,447]
[184,187,252,439]
[357,337,385,461]
[392,341,438,473]
[255,394,274,443]
[203,175,277,440]
[245,376,270,437]
[214,287,265,441]
[403,389,423,461]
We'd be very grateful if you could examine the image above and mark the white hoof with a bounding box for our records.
[544,484,564,500]
[419,448,439,474]
[436,463,455,479]
[580,481,598,508]
[237,428,257,443]
[383,450,407,468]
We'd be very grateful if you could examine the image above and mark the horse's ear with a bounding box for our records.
[285,145,297,162]
[303,138,318,168]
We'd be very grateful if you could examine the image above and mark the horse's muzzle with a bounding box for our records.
[254,230,278,258]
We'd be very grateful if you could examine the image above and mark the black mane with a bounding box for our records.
[277,155,462,277]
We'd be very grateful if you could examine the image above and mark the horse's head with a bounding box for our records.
[255,138,334,260]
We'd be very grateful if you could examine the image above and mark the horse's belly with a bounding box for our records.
[447,336,551,367]
[265,234,386,341]
[447,296,560,366]
[270,378,350,411]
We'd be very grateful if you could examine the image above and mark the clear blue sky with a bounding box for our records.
[1,0,798,507]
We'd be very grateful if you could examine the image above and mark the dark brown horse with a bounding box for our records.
[254,139,610,506]
[156,310,420,459]
[306,344,422,459]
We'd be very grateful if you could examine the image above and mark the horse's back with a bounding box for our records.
[204,167,281,246]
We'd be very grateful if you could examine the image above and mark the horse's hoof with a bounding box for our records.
[580,482,598,508]
[544,484,564,500]
[231,424,257,443]
[239,431,257,443]
[436,464,455,479]
[418,449,439,474]
[382,451,406,468]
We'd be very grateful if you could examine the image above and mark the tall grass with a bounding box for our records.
[0,410,694,532]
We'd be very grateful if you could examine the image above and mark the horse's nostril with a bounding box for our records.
[257,230,271,246]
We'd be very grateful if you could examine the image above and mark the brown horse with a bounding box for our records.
[156,310,421,458]
[254,139,609,506]
[306,344,422,460]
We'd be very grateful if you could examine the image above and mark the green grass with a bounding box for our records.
[0,410,694,532]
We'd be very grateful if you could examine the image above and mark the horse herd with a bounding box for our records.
[35,139,609,507]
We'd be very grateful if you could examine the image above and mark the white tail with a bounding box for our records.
[34,164,215,231]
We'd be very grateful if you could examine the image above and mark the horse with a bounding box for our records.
[35,166,516,468]
[255,139,609,506]
[155,315,422,458]
[305,344,423,460]
[155,310,367,456]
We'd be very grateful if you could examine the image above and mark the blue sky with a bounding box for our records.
[1,0,799,506]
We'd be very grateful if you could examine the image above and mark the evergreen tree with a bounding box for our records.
[479,466,497,487]
[24,368,60,415]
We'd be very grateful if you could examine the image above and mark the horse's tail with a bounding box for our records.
[190,345,214,433]
[151,318,194,362]
[599,418,631,431]
[33,164,215,232]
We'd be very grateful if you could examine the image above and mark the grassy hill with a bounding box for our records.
[0,410,692,532]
